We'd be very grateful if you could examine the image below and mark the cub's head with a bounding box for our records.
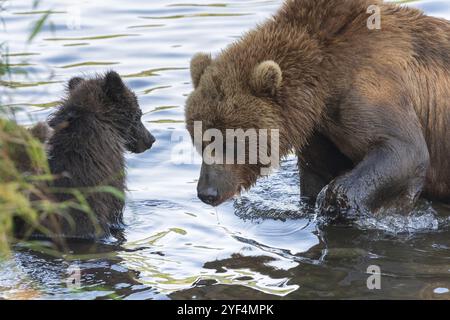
[50,71,155,153]
[185,53,285,206]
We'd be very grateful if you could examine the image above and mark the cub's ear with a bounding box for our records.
[103,71,125,99]
[68,77,84,92]
[250,61,282,96]
[190,53,212,88]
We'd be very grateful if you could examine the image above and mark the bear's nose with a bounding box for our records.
[150,134,156,145]
[198,188,220,206]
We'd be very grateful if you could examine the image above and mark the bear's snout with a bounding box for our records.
[135,131,156,154]
[197,187,220,206]
[196,163,237,206]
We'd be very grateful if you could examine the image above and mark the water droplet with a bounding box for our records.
[434,287,449,294]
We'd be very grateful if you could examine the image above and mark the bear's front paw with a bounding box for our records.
[316,178,368,222]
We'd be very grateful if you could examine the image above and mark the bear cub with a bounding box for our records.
[20,71,155,240]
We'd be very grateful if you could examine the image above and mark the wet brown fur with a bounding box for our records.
[17,72,155,240]
[186,0,450,211]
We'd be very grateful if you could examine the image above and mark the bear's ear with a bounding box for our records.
[250,61,282,97]
[190,53,212,88]
[68,77,84,92]
[103,71,125,100]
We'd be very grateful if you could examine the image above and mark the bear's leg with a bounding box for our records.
[297,133,353,204]
[316,138,430,221]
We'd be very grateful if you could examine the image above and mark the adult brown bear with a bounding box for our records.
[185,0,450,220]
